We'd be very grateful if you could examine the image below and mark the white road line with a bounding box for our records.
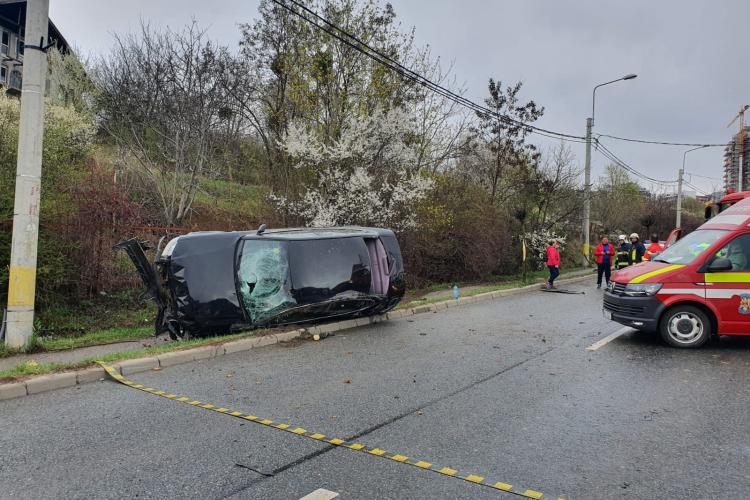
[585,327,634,351]
[299,489,339,500]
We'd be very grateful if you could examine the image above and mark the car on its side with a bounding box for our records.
[117,226,405,339]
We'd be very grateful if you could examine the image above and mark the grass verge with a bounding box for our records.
[37,326,153,351]
[397,269,590,310]
[0,329,268,383]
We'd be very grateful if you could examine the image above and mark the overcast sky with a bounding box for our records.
[50,0,748,195]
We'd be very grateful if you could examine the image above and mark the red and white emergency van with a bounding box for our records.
[604,197,750,348]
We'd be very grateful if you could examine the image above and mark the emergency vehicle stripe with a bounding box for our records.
[705,289,750,299]
[629,265,685,284]
[96,362,562,499]
[704,273,750,283]
[656,289,703,297]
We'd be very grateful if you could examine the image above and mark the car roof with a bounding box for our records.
[699,197,750,231]
[247,227,384,240]
[180,226,389,242]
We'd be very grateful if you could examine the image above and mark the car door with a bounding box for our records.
[704,233,750,334]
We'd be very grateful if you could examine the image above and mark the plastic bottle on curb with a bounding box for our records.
[453,284,459,301]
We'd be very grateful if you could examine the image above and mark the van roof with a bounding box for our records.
[700,197,750,231]
[719,191,750,204]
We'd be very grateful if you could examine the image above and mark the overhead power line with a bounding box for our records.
[683,181,711,196]
[687,172,722,182]
[271,0,725,150]
[595,133,725,147]
[270,0,588,141]
[596,140,678,186]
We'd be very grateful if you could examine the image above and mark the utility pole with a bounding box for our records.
[5,0,50,349]
[677,146,707,228]
[582,117,593,267]
[676,168,684,228]
[581,73,637,268]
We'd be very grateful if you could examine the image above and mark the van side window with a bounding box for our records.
[714,235,750,272]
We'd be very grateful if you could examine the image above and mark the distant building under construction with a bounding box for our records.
[724,126,750,191]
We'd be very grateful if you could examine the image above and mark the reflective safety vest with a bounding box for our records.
[630,242,646,263]
[615,243,631,269]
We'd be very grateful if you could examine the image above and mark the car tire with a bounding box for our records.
[658,305,711,348]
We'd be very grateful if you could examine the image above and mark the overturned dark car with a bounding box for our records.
[116,226,405,339]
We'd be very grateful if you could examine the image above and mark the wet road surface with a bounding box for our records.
[2,278,749,499]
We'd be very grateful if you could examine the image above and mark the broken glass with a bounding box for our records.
[237,240,296,324]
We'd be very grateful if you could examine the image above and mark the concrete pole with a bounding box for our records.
[675,168,684,229]
[5,0,49,349]
[581,117,592,268]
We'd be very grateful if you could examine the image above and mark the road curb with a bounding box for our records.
[0,272,593,401]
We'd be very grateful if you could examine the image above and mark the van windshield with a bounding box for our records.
[653,229,727,265]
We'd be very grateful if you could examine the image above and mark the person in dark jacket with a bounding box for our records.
[629,233,647,264]
[594,236,615,289]
[615,234,632,270]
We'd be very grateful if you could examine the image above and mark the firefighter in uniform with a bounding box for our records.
[615,234,632,269]
[629,233,646,264]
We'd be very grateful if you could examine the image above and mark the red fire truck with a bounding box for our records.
[603,197,750,348]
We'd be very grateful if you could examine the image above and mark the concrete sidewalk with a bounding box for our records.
[0,335,171,372]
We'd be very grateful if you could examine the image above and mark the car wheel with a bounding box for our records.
[659,305,711,348]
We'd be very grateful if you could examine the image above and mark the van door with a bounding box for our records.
[704,233,750,334]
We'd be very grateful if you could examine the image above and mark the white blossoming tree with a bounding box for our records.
[523,229,567,270]
[272,108,433,230]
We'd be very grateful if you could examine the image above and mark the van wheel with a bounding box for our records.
[659,305,711,348]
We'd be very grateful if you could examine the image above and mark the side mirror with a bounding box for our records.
[707,258,733,272]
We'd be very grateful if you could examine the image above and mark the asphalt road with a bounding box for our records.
[2,279,749,499]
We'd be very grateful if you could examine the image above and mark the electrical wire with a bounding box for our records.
[596,140,678,185]
[683,180,712,197]
[270,0,588,142]
[595,133,726,147]
[271,0,727,152]
[687,172,722,181]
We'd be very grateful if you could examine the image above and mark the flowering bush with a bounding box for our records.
[523,230,566,270]
[271,108,433,230]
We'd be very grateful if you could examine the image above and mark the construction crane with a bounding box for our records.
[727,104,749,191]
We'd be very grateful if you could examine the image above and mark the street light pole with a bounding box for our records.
[581,74,637,268]
[677,146,707,228]
[5,0,50,349]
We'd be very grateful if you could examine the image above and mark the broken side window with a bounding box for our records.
[287,237,372,305]
[237,240,296,325]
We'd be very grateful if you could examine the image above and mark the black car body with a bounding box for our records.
[116,227,405,339]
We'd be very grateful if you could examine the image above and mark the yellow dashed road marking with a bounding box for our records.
[97,362,560,498]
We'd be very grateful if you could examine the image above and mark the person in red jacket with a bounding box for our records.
[644,233,664,261]
[594,236,615,289]
[546,239,560,289]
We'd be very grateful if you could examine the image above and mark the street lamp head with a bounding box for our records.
[622,74,638,80]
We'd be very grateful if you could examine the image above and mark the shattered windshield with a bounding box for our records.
[237,240,296,324]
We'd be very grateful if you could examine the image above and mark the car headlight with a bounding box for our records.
[623,283,662,296]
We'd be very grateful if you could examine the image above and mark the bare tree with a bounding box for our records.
[95,21,233,225]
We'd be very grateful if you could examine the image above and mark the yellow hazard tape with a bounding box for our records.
[97,362,563,499]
